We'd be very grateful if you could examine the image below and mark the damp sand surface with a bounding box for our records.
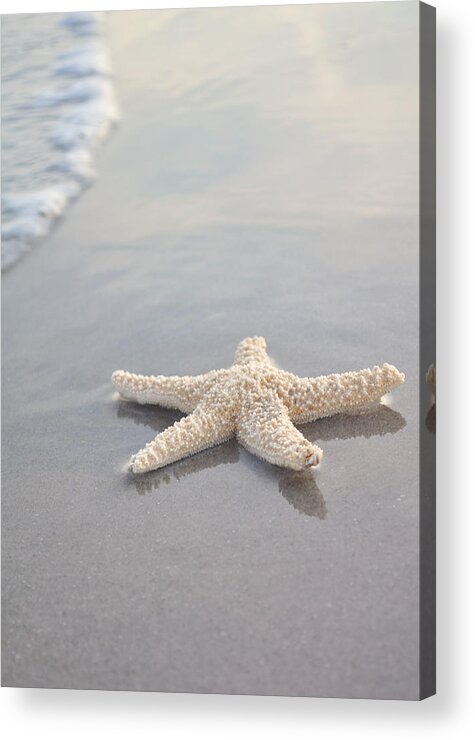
[2,5,424,698]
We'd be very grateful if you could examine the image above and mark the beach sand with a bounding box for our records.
[2,5,423,698]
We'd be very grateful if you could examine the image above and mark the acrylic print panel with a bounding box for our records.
[1,2,436,699]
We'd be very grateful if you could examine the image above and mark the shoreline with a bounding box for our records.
[1,12,118,271]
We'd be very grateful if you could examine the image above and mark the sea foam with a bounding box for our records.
[54,43,111,78]
[1,183,81,270]
[1,12,118,270]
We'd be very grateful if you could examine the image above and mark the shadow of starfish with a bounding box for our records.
[278,470,327,519]
[131,439,240,496]
[117,401,406,518]
[117,400,406,519]
[300,404,406,442]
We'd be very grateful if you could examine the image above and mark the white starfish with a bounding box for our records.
[112,336,405,474]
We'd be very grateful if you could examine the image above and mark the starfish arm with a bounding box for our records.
[130,402,235,473]
[278,364,405,423]
[237,387,322,471]
[234,336,271,366]
[112,369,228,413]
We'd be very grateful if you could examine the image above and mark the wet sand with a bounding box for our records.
[2,5,423,698]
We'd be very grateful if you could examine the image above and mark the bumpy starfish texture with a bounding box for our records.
[112,337,405,474]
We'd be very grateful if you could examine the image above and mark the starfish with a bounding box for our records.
[112,336,405,474]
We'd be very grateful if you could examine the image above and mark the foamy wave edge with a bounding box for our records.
[1,12,119,271]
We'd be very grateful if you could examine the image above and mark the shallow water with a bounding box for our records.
[1,12,117,269]
[2,4,424,698]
